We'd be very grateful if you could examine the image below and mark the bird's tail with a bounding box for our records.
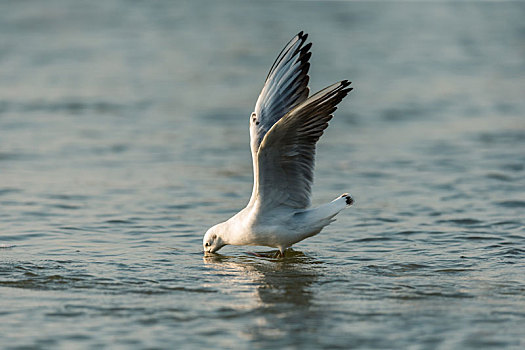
[314,193,354,223]
[296,193,354,239]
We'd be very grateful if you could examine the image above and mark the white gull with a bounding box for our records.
[203,32,353,256]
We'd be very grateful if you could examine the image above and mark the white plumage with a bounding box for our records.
[203,32,353,256]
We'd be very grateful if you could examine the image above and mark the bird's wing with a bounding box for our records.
[252,80,352,210]
[249,32,311,158]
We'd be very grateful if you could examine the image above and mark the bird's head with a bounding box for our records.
[203,223,227,254]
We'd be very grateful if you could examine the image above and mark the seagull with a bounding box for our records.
[203,32,354,256]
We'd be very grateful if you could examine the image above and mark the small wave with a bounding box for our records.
[495,200,525,208]
[478,130,525,145]
[375,217,399,223]
[0,188,22,195]
[435,268,472,273]
[436,218,483,226]
[501,248,525,256]
[501,163,524,172]
[463,233,502,241]
[414,290,474,299]
[105,219,135,224]
[353,236,392,243]
[0,99,151,115]
[22,211,60,217]
[396,230,419,235]
[51,203,82,210]
[0,152,37,161]
[485,172,513,182]
[491,220,522,227]
[45,194,91,201]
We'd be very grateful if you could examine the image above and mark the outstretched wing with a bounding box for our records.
[249,32,312,158]
[252,80,352,209]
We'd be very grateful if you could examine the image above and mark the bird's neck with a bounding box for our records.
[222,208,253,246]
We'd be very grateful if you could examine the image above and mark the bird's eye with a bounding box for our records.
[205,242,210,247]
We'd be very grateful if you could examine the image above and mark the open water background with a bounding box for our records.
[1,1,524,349]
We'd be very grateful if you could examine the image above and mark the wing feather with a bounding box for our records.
[250,32,312,157]
[253,80,353,209]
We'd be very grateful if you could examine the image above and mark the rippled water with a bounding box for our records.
[1,1,524,349]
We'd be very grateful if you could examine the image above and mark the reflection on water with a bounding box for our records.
[203,251,323,344]
[1,0,524,348]
[204,250,320,307]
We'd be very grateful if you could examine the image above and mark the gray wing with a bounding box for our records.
[253,81,352,209]
[250,32,311,157]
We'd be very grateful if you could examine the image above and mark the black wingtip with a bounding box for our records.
[340,80,353,94]
[297,31,309,43]
[298,32,309,47]
[303,42,313,52]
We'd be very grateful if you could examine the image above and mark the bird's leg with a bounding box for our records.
[246,249,286,258]
[246,251,265,257]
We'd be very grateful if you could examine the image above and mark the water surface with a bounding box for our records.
[1,1,524,349]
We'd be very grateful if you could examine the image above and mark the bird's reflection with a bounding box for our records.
[203,249,322,307]
[203,250,327,344]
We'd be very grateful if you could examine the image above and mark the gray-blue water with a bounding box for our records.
[1,1,524,349]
